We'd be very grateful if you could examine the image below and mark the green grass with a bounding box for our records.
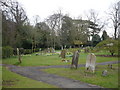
[42,64,119,88]
[2,52,118,66]
[0,66,2,89]
[2,66,57,88]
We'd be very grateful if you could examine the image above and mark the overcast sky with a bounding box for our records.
[17,0,119,36]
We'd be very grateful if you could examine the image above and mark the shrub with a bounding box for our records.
[34,48,39,52]
[24,49,32,54]
[68,48,80,53]
[66,52,73,55]
[2,46,13,58]
[95,39,118,56]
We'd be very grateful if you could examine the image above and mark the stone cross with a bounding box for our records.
[71,50,80,69]
[86,53,96,73]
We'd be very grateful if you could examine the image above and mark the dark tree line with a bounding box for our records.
[1,0,118,51]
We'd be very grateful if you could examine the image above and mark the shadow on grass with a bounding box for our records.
[13,62,21,66]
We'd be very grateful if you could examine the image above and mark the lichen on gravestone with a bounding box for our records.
[85,53,96,73]
[71,50,80,69]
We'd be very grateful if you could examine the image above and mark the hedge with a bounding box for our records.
[2,46,13,58]
[24,49,32,54]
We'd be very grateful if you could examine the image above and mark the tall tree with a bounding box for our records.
[35,22,50,48]
[46,10,63,48]
[86,9,105,37]
[0,0,28,48]
[108,2,119,39]
[101,30,109,40]
[61,15,73,47]
[92,34,101,47]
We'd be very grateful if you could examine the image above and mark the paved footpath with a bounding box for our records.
[2,60,119,88]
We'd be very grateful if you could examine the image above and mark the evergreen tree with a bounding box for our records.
[92,34,101,47]
[102,30,109,40]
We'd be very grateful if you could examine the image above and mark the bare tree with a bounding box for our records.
[108,2,119,39]
[31,15,40,52]
[45,10,63,48]
[0,0,28,48]
[0,0,27,25]
[86,9,105,37]
[118,1,120,39]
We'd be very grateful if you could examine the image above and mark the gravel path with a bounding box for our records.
[3,60,119,88]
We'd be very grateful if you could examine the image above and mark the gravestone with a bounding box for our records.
[71,50,80,69]
[59,49,66,59]
[84,47,90,53]
[47,48,50,53]
[61,46,63,50]
[102,70,107,76]
[86,53,96,73]
[17,48,22,63]
[51,48,55,53]
[108,64,112,69]
[39,48,41,52]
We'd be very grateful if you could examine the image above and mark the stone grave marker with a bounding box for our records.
[51,48,55,53]
[102,70,108,76]
[108,64,112,69]
[71,50,80,69]
[85,53,96,73]
[59,49,66,59]
[47,48,50,53]
[17,48,22,63]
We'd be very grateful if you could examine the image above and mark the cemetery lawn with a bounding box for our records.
[0,66,2,89]
[2,52,118,66]
[2,66,57,88]
[42,64,119,88]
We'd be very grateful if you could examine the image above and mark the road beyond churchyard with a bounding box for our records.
[3,61,119,88]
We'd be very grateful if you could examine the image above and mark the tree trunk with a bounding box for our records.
[114,26,117,39]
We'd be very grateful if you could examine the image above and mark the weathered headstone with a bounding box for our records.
[47,48,50,53]
[17,48,22,63]
[62,60,70,63]
[59,49,66,59]
[71,50,80,69]
[102,70,108,76]
[39,48,41,52]
[86,53,96,73]
[61,46,63,50]
[84,47,90,53]
[108,64,112,69]
[36,53,39,56]
[51,48,55,53]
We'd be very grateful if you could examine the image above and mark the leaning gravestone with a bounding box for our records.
[59,49,66,59]
[85,53,96,73]
[71,50,80,69]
